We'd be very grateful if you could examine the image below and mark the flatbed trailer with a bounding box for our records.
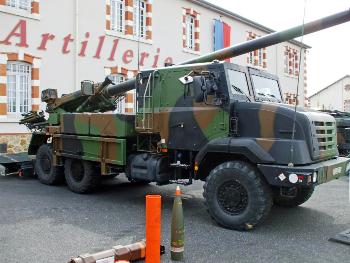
[0,153,34,177]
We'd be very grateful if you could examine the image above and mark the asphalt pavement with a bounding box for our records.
[0,174,349,263]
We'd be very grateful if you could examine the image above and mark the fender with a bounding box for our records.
[28,132,50,155]
[195,137,275,166]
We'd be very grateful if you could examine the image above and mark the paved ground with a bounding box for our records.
[0,174,349,263]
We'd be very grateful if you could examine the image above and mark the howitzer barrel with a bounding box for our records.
[105,9,350,97]
[105,78,136,97]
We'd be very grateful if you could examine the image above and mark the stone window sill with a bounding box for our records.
[182,48,200,56]
[106,30,153,45]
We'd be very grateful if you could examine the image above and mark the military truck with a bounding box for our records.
[320,110,350,157]
[22,10,350,230]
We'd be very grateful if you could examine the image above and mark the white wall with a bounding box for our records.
[309,76,350,111]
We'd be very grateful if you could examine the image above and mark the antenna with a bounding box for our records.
[137,0,141,72]
[289,0,307,167]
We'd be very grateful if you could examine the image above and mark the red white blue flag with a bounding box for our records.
[214,20,231,61]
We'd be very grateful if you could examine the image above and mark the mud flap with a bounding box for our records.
[329,229,350,245]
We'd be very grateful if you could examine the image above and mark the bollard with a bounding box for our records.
[145,195,161,263]
[171,186,184,261]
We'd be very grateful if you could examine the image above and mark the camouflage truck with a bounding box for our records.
[23,10,350,230]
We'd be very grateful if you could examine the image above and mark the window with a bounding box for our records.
[251,75,282,101]
[246,32,266,68]
[7,62,31,114]
[6,0,31,12]
[110,73,125,84]
[111,0,125,33]
[133,0,146,38]
[185,15,195,50]
[227,69,250,96]
[110,74,125,113]
[284,47,299,76]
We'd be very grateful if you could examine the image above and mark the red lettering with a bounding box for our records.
[93,36,105,59]
[62,34,74,54]
[122,49,134,64]
[108,39,119,61]
[152,48,160,68]
[139,52,150,66]
[0,20,28,47]
[37,33,55,50]
[78,32,90,57]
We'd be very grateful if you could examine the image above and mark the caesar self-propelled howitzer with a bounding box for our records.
[22,9,350,230]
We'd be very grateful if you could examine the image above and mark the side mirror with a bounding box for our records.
[81,80,94,95]
[193,76,205,103]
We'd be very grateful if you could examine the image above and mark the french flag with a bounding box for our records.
[214,19,231,62]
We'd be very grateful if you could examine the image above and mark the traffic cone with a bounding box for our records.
[171,186,184,261]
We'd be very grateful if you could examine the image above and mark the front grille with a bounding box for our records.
[311,120,337,159]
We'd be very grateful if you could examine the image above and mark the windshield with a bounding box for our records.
[227,69,250,96]
[251,75,282,101]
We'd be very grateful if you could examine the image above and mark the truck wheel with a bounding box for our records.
[273,186,314,207]
[64,158,100,194]
[203,161,272,230]
[35,144,64,185]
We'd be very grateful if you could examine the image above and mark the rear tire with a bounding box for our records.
[203,161,272,231]
[273,186,314,207]
[35,144,64,185]
[64,158,100,194]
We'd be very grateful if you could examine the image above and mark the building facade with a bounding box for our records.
[309,75,350,112]
[0,0,308,153]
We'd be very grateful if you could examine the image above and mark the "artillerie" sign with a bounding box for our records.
[0,20,174,68]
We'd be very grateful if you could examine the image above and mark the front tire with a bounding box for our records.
[64,158,100,194]
[273,186,314,207]
[35,144,64,185]
[203,161,272,231]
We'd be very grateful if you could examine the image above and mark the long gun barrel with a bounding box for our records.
[105,9,350,97]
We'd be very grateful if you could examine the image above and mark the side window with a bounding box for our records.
[7,62,32,114]
[227,69,250,96]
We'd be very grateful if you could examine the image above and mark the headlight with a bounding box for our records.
[289,173,298,184]
[313,171,317,183]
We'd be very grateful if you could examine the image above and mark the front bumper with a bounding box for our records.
[258,157,350,187]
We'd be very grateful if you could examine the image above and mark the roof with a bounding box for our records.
[187,0,311,49]
[309,75,350,98]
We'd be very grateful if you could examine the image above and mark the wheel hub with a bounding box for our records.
[217,180,248,215]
